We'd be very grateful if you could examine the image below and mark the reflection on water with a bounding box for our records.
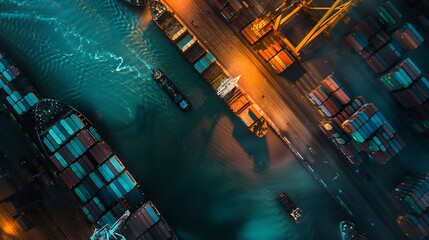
[0,0,345,239]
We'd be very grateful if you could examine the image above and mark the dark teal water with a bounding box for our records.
[0,1,346,239]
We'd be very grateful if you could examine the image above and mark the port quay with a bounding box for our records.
[1,0,429,239]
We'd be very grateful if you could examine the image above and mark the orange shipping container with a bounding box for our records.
[277,51,293,67]
[273,44,282,52]
[274,55,287,69]
[270,58,284,72]
[258,50,270,61]
[264,49,273,59]
[268,47,277,56]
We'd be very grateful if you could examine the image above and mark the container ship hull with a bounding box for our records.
[151,69,191,111]
[34,99,177,239]
[277,192,302,224]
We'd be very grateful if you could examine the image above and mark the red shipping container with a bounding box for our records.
[50,154,65,171]
[344,33,364,52]
[97,141,113,159]
[367,55,386,73]
[9,65,20,76]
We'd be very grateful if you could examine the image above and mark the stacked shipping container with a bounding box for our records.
[0,54,40,116]
[120,201,175,239]
[309,74,404,165]
[241,18,272,45]
[379,59,429,136]
[257,43,295,73]
[308,75,351,118]
[393,174,429,239]
[35,100,177,238]
[343,2,425,74]
[393,23,424,51]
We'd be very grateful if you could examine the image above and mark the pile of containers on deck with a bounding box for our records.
[0,54,40,116]
[393,23,424,51]
[309,74,404,165]
[0,50,177,239]
[257,43,294,73]
[378,58,429,136]
[38,104,176,239]
[241,18,272,45]
[343,1,424,73]
[150,1,268,137]
[393,173,429,239]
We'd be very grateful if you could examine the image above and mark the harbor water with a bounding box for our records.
[0,0,346,239]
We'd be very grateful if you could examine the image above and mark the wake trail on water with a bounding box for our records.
[0,6,154,83]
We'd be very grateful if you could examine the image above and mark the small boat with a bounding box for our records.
[277,192,302,224]
[151,69,191,111]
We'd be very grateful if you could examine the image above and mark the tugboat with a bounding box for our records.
[277,192,302,224]
[151,69,191,111]
[339,221,368,240]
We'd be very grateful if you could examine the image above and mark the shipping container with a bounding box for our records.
[77,129,96,149]
[71,114,85,129]
[60,167,80,189]
[122,187,145,210]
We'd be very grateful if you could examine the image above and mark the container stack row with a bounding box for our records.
[342,4,408,75]
[40,113,131,214]
[241,18,272,45]
[121,201,175,240]
[310,74,403,165]
[37,108,177,239]
[393,174,429,239]
[308,75,351,118]
[343,2,425,74]
[194,52,216,74]
[341,103,405,165]
[379,58,429,136]
[393,23,425,51]
[320,99,369,165]
[0,54,40,116]
[257,43,294,73]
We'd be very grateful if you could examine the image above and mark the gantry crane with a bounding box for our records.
[90,210,130,240]
[248,0,361,57]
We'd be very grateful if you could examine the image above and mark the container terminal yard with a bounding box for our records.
[1,0,429,239]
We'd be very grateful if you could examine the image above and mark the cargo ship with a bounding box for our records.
[34,98,177,239]
[151,69,191,111]
[149,0,269,137]
[339,221,368,240]
[276,192,302,224]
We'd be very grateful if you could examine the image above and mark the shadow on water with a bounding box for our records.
[232,122,270,173]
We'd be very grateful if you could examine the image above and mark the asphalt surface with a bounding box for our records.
[161,0,407,239]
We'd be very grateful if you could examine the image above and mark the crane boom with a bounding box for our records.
[90,210,130,240]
